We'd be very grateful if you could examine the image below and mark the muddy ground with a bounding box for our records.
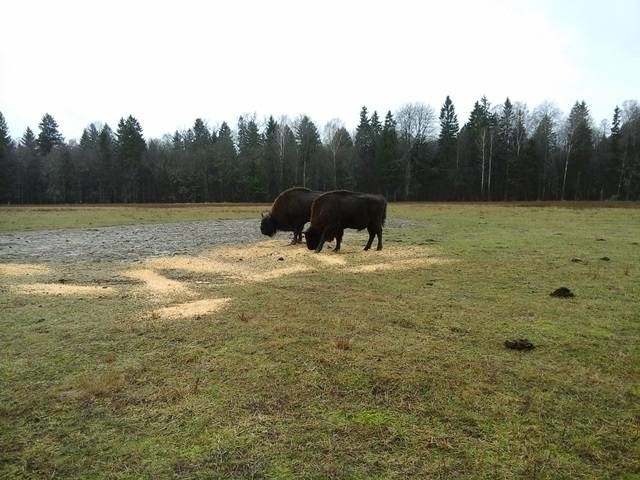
[0,219,263,263]
[0,218,411,263]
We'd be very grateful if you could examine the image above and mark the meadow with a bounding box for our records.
[1,203,639,479]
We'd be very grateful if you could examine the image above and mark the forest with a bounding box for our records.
[0,96,639,204]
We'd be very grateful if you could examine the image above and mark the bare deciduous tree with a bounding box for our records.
[531,102,561,199]
[560,116,574,201]
[395,102,436,199]
[513,102,529,159]
[323,118,347,189]
[277,115,290,189]
[502,102,529,200]
[618,100,640,199]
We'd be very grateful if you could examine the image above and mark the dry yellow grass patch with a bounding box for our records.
[345,257,455,273]
[369,244,439,259]
[65,371,128,401]
[139,240,449,287]
[249,265,313,282]
[145,241,318,284]
[212,240,342,268]
[123,269,194,298]
[0,263,51,276]
[138,240,452,292]
[146,255,226,273]
[122,240,451,324]
[146,256,247,279]
[150,298,231,320]
[14,283,114,296]
[3,242,449,310]
[312,254,347,266]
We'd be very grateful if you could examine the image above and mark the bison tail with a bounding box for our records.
[382,202,387,226]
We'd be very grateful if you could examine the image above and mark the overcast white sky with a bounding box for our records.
[1,0,638,140]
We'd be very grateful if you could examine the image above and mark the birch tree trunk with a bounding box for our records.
[561,142,572,201]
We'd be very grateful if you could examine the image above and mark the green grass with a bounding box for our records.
[0,204,265,232]
[1,204,639,479]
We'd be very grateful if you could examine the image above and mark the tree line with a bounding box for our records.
[1,96,639,204]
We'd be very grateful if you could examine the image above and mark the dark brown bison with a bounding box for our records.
[304,190,387,253]
[260,187,323,244]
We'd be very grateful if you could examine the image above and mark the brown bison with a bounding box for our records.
[260,187,323,244]
[304,190,387,253]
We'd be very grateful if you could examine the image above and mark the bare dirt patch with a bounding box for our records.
[0,219,262,262]
[151,298,231,320]
[0,263,51,276]
[14,283,114,296]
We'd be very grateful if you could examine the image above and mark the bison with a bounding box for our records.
[260,187,323,244]
[304,190,387,253]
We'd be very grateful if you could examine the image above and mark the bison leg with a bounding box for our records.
[334,230,344,253]
[364,227,376,251]
[376,226,383,250]
[291,227,302,245]
[314,230,327,253]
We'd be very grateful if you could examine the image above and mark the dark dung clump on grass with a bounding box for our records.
[504,338,535,350]
[550,287,575,298]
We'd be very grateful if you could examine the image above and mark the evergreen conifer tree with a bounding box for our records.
[236,116,264,201]
[531,112,557,199]
[215,122,237,201]
[36,113,64,156]
[370,111,382,136]
[190,118,213,201]
[377,111,400,198]
[355,106,377,191]
[97,125,115,202]
[295,116,320,189]
[280,124,299,189]
[561,101,593,200]
[19,128,43,203]
[0,112,12,202]
[437,96,459,199]
[0,112,10,150]
[116,115,146,202]
[496,98,514,199]
[264,116,281,198]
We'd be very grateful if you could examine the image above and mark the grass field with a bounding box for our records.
[1,203,639,479]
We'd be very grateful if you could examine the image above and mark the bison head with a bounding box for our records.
[260,213,277,237]
[303,227,321,250]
